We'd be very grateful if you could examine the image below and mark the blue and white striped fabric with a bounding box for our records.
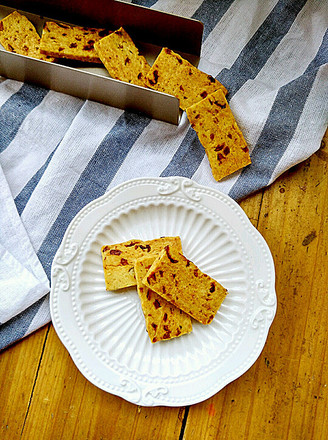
[0,0,327,350]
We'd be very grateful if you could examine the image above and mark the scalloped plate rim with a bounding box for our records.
[50,176,277,406]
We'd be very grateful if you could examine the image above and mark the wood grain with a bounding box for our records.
[0,326,49,439]
[1,130,327,440]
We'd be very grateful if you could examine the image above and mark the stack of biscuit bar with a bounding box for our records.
[0,11,55,61]
[101,236,182,291]
[145,47,251,181]
[145,47,227,110]
[101,237,228,342]
[0,10,251,181]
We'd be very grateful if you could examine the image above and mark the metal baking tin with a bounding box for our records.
[0,1,203,124]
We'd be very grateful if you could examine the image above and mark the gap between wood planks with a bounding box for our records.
[20,323,51,438]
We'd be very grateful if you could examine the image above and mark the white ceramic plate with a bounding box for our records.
[50,176,276,406]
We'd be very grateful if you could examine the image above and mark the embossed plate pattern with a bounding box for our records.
[50,177,276,406]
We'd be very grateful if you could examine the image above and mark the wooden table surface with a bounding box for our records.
[1,129,327,440]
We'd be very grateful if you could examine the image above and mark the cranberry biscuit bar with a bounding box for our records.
[101,236,182,290]
[135,256,192,343]
[143,245,228,325]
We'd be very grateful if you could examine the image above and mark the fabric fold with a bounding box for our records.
[0,164,49,332]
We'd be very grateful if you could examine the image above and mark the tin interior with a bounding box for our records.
[0,1,203,124]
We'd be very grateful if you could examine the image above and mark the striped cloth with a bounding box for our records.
[0,0,327,350]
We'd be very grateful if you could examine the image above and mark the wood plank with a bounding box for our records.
[239,190,264,227]
[183,132,328,439]
[0,325,49,439]
[244,142,328,439]
[21,325,185,440]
